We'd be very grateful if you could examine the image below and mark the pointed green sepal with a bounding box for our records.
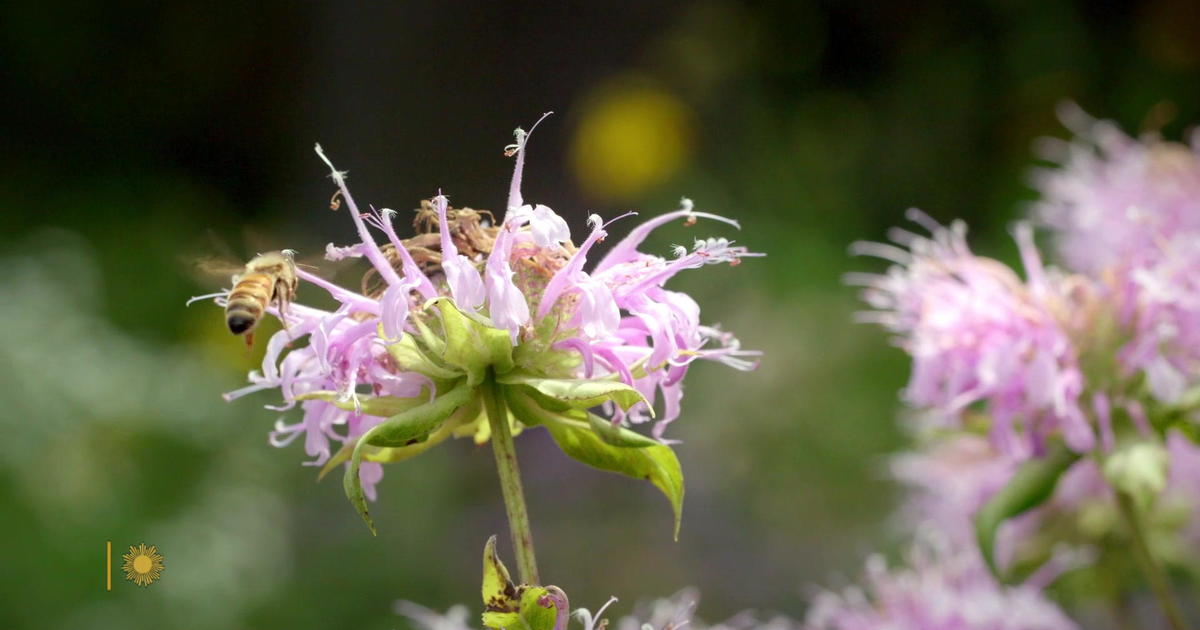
[383,328,464,380]
[411,311,447,357]
[974,444,1078,577]
[427,297,515,385]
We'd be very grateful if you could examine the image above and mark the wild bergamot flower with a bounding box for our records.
[1033,104,1200,405]
[847,211,1095,457]
[202,116,760,542]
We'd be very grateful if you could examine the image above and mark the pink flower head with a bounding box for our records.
[205,116,760,500]
[1033,105,1200,403]
[848,210,1093,456]
[805,532,1078,630]
[1032,103,1200,277]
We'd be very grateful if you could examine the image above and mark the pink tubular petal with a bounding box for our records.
[555,337,595,377]
[485,220,530,337]
[314,144,404,287]
[296,269,379,313]
[378,208,438,299]
[434,195,485,310]
[508,204,571,248]
[506,112,554,211]
[538,215,610,319]
[594,202,741,273]
[381,281,415,339]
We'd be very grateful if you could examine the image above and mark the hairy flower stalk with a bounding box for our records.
[481,372,539,584]
[203,117,760,567]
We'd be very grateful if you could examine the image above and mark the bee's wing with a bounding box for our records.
[193,256,245,279]
[179,229,248,285]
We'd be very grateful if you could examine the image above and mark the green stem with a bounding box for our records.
[1114,490,1186,630]
[482,370,540,585]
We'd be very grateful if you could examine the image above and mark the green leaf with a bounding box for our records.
[539,405,684,539]
[1174,421,1200,446]
[974,445,1078,576]
[498,372,651,415]
[428,297,515,385]
[586,411,658,448]
[343,380,477,533]
[295,389,431,418]
[317,396,480,481]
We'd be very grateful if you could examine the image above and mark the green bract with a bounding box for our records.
[336,298,685,537]
[480,536,565,630]
[974,444,1078,578]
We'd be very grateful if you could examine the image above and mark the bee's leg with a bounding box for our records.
[274,280,292,330]
[244,331,255,349]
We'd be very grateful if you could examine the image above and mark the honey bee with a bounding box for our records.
[223,250,298,347]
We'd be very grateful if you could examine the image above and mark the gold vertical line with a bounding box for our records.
[106,541,112,591]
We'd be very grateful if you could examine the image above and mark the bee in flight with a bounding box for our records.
[198,250,298,347]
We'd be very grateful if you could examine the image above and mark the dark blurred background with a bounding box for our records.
[3,1,1200,628]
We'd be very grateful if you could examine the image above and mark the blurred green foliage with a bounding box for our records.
[2,1,1199,628]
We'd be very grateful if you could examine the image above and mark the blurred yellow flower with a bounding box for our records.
[571,81,693,200]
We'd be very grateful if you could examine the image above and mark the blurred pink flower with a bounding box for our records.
[1032,104,1200,277]
[805,532,1078,630]
[848,211,1093,456]
[891,435,1030,566]
[1034,105,1200,403]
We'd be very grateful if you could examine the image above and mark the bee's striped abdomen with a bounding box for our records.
[225,272,275,335]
